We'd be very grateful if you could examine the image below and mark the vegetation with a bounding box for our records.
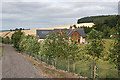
[77,15,118,39]
[40,31,80,72]
[10,28,30,31]
[0,36,11,44]
[19,35,40,57]
[109,24,120,78]
[85,29,104,78]
[5,27,117,78]
[11,30,24,51]
[77,15,118,28]
[0,46,4,59]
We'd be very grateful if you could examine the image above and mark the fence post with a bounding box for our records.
[68,57,70,72]
[73,61,75,72]
[91,59,93,78]
[55,57,57,68]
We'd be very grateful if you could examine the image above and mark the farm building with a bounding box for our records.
[36,28,85,44]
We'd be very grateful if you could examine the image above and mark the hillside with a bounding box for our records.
[0,23,94,38]
[77,15,118,28]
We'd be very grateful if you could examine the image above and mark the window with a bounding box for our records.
[78,34,80,38]
[75,33,77,38]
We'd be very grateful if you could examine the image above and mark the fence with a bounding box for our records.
[21,51,118,78]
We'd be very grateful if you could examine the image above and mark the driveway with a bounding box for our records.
[2,44,43,78]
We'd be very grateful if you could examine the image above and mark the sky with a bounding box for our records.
[1,0,119,30]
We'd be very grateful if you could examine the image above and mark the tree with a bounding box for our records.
[81,26,93,34]
[109,24,120,78]
[70,25,73,29]
[73,24,77,28]
[15,28,18,31]
[68,41,79,72]
[19,35,40,57]
[2,36,11,44]
[11,30,24,50]
[41,30,79,72]
[102,25,111,38]
[85,29,104,79]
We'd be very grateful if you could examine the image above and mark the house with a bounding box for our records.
[36,28,85,44]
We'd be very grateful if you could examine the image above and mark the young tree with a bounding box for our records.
[41,30,79,72]
[85,29,104,79]
[68,41,79,72]
[19,35,40,57]
[40,32,57,65]
[109,24,120,78]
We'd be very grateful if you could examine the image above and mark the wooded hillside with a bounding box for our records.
[77,15,119,38]
[77,15,118,28]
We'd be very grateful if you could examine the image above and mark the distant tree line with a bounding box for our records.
[10,28,30,31]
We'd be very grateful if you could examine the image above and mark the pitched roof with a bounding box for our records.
[36,29,85,39]
[36,30,53,39]
[67,29,85,38]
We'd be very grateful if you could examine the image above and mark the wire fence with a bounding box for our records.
[21,51,118,78]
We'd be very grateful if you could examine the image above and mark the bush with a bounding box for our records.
[11,30,24,50]
[0,36,11,44]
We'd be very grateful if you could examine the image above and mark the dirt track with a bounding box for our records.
[2,44,43,78]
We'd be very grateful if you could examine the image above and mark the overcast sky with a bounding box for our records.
[1,0,119,30]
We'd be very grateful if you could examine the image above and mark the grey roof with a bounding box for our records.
[36,30,52,39]
[54,29,72,34]
[68,29,85,38]
[36,29,85,39]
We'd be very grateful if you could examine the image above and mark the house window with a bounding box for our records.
[78,34,80,38]
[75,33,77,38]
[70,31,81,43]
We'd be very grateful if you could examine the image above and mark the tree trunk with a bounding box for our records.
[118,62,120,78]
[73,61,75,72]
[55,57,57,68]
[47,56,49,64]
[68,57,70,72]
[41,55,42,63]
[94,62,96,79]
[91,60,93,78]
[52,59,54,67]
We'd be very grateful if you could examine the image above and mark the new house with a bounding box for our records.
[36,28,85,44]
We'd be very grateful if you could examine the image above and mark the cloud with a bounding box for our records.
[2,0,119,2]
[2,1,118,30]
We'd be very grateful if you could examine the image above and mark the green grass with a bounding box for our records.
[56,39,118,78]
[0,45,4,59]
[96,59,118,78]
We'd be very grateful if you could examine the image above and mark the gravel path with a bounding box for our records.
[2,44,43,78]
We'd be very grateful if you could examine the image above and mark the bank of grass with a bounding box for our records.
[0,45,4,59]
